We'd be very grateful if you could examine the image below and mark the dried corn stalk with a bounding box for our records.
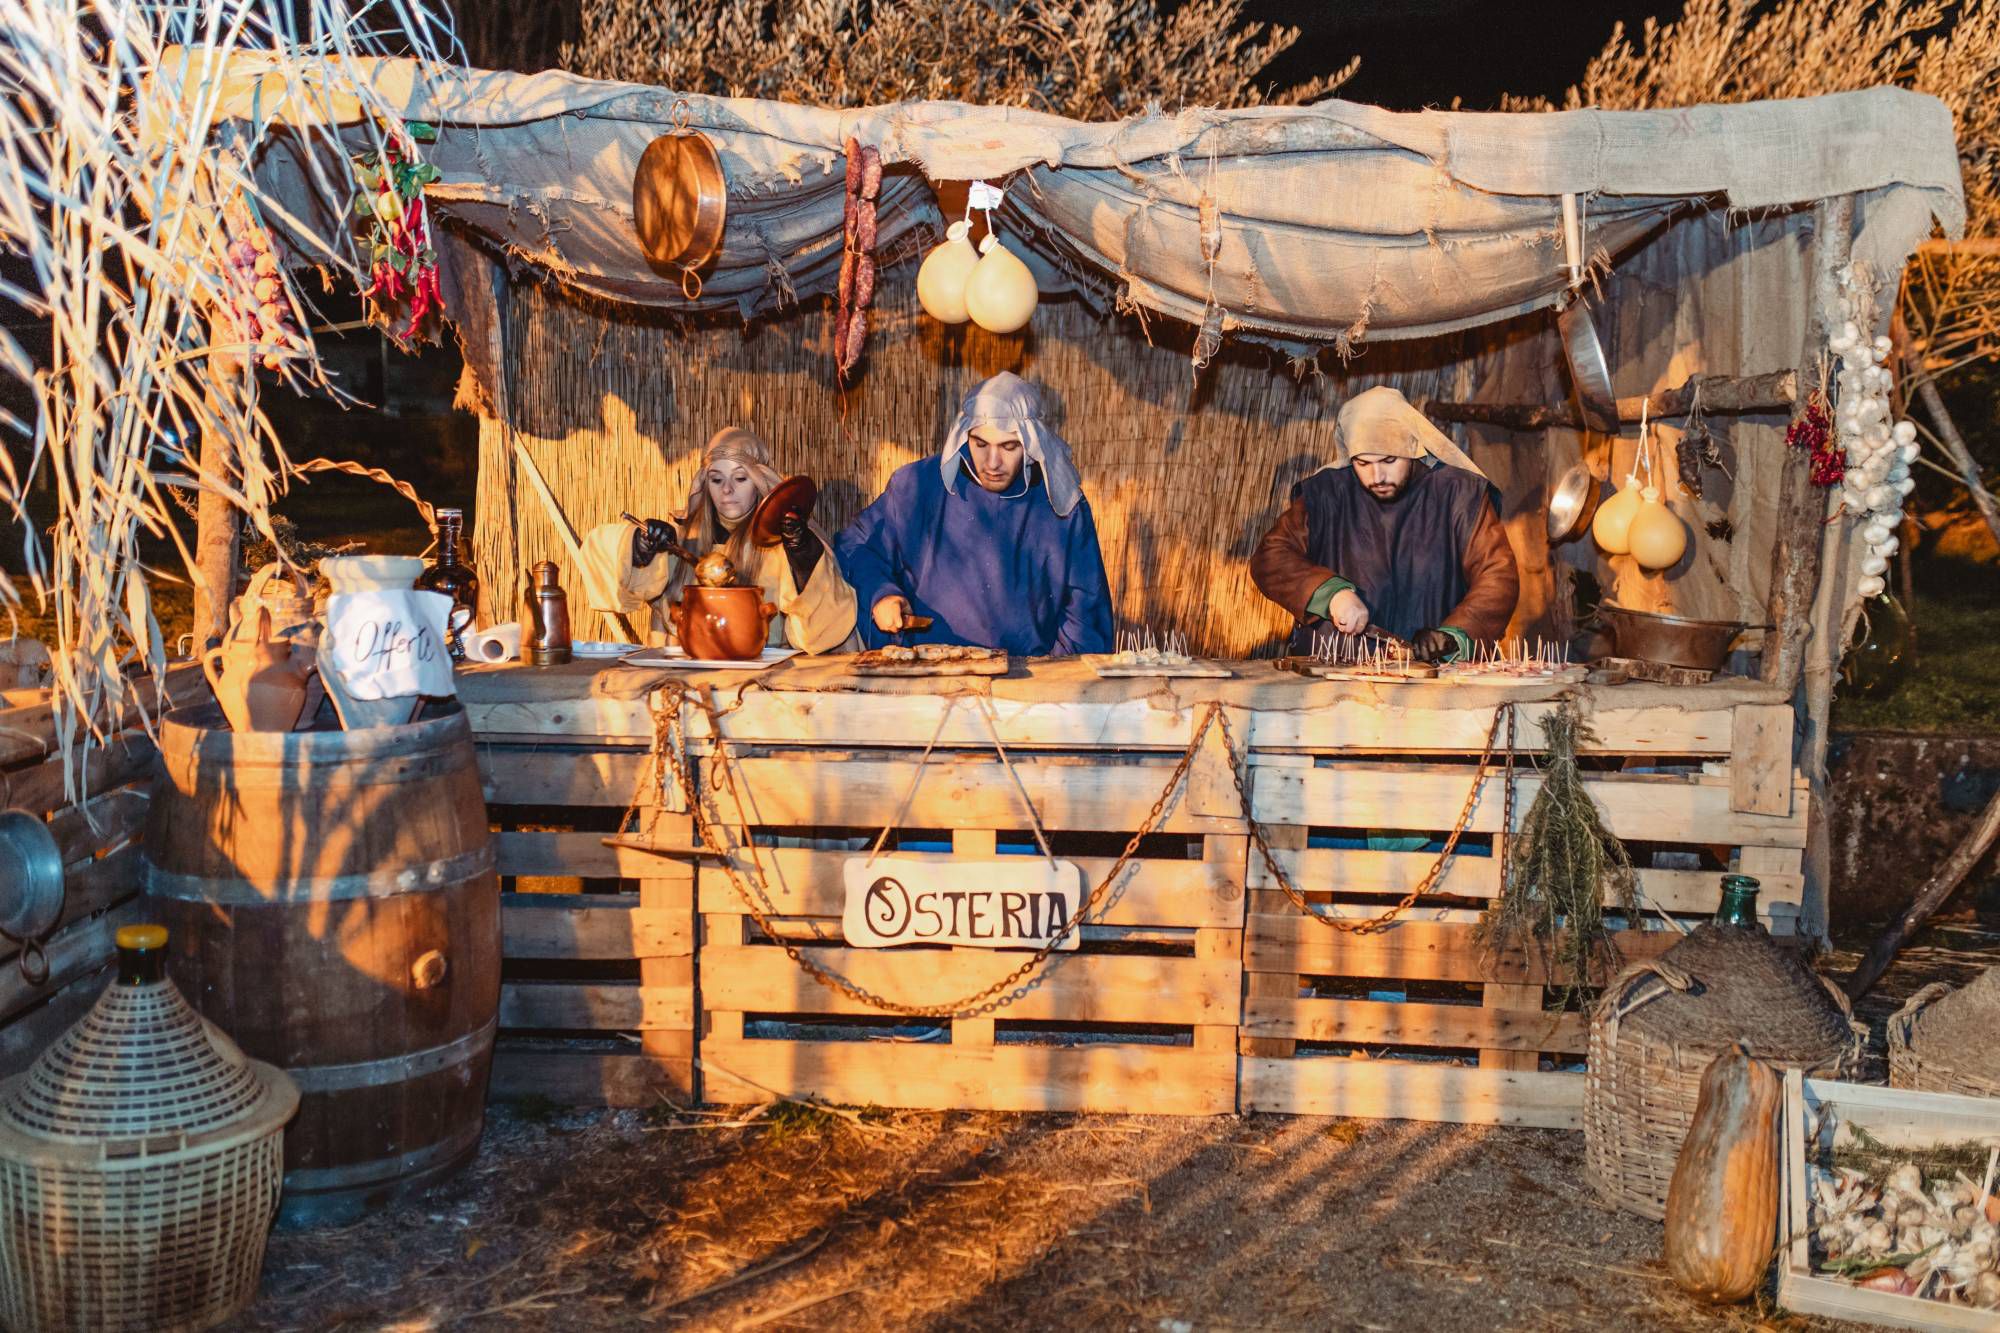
[0,0,456,798]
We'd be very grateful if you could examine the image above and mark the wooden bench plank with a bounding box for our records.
[501,893,691,959]
[1244,845,1803,915]
[478,747,652,807]
[498,976,692,1032]
[1244,915,1677,983]
[702,752,1244,834]
[685,687,1759,755]
[1249,763,1808,847]
[692,845,1244,930]
[702,946,1239,1026]
[1239,1057,1583,1127]
[701,1037,1236,1115]
[494,830,696,880]
[1244,995,1585,1053]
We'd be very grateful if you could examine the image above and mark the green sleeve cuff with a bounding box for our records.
[1438,626,1473,662]
[1305,576,1355,620]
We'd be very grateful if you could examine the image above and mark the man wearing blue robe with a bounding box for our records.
[836,373,1114,656]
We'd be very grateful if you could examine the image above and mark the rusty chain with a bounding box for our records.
[644,680,1224,1020]
[1230,703,1517,934]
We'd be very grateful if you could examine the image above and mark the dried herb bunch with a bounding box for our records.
[1480,701,1640,991]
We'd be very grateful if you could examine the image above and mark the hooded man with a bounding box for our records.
[1251,385,1518,662]
[836,372,1114,656]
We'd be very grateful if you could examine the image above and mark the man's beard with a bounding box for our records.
[1366,481,1407,501]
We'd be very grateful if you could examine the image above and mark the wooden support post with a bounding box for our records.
[1481,829,1540,1072]
[951,828,999,1045]
[1194,926,1241,1053]
[1241,823,1306,1060]
[1423,369,1799,432]
[1763,194,1852,694]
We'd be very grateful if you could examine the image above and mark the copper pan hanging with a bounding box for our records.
[634,102,726,289]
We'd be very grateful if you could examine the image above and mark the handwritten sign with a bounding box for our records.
[323,591,457,701]
[841,855,1083,951]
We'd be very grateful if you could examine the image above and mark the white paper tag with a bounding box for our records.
[967,180,1006,210]
[324,590,457,701]
[842,854,1083,951]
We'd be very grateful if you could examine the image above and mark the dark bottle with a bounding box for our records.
[1714,874,1762,929]
[526,560,572,665]
[116,923,168,985]
[415,508,480,662]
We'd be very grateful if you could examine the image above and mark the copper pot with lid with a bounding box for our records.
[671,586,776,660]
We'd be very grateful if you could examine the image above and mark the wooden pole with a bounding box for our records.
[1845,784,2000,999]
[1914,378,2000,556]
[1423,369,1800,432]
[1762,195,1852,696]
[191,355,241,650]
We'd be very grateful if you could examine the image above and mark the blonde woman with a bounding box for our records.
[580,427,857,653]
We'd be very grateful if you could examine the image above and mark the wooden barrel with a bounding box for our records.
[142,704,499,1226]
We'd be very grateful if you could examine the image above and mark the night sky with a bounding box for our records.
[1241,1,1687,109]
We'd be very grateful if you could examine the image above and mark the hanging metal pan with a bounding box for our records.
[1558,298,1621,434]
[0,809,63,940]
[633,130,726,272]
[1546,463,1606,544]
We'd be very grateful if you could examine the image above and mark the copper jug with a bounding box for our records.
[526,561,572,665]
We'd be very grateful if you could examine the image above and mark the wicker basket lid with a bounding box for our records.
[1609,924,1854,1062]
[1900,966,2000,1059]
[0,945,294,1159]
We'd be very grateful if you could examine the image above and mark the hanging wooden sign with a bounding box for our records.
[841,855,1084,951]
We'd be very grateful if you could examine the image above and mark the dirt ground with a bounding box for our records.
[221,934,2000,1333]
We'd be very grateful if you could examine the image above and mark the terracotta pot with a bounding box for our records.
[202,606,314,733]
[671,586,776,660]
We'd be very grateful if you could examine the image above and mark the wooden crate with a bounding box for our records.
[1238,697,1810,1128]
[694,745,1247,1116]
[1780,1074,2000,1331]
[477,738,697,1106]
[0,666,206,1073]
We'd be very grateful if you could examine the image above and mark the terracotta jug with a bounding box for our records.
[671,586,776,660]
[202,606,313,733]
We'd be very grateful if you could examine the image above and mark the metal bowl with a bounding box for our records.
[1598,604,1751,672]
[1547,464,1604,544]
[0,809,64,939]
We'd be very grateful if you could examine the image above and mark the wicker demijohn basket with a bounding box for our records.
[1888,968,2000,1098]
[1583,924,1861,1220]
[0,926,298,1333]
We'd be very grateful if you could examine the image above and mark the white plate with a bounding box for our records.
[618,646,800,670]
[571,641,634,658]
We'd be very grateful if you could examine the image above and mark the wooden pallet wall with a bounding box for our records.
[0,666,205,1072]
[476,737,698,1106]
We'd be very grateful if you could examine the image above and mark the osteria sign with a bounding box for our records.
[841,855,1084,951]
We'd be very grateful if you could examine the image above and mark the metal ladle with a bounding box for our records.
[620,512,737,586]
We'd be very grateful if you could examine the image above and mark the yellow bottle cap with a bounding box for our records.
[115,924,168,951]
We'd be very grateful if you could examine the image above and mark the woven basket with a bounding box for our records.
[1583,924,1863,1220]
[0,959,298,1333]
[1888,969,2000,1098]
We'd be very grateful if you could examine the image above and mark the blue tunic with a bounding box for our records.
[836,460,1115,655]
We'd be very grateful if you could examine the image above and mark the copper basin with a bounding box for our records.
[1598,604,1751,672]
[672,585,776,660]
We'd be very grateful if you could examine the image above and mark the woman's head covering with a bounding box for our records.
[1335,386,1487,480]
[681,427,783,531]
[938,372,1085,517]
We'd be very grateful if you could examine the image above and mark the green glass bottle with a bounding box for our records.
[1715,874,1762,929]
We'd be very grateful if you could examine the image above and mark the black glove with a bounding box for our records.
[779,510,823,584]
[631,518,678,569]
[1411,628,1456,664]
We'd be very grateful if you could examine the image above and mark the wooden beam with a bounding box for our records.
[1764,194,1852,695]
[1423,369,1800,432]
[1239,1057,1583,1127]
